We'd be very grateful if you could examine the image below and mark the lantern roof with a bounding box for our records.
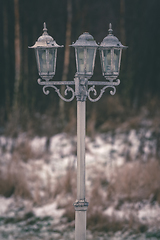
[100,23,127,48]
[29,22,63,48]
[71,32,98,48]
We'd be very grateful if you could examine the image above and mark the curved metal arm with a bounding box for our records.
[43,85,75,102]
[37,78,120,102]
[38,79,75,102]
[88,85,116,102]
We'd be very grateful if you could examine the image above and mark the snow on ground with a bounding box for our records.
[0,197,13,216]
[0,129,160,239]
[138,202,160,225]
[33,202,65,220]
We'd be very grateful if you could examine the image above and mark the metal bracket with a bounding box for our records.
[37,78,75,102]
[37,77,120,102]
[87,79,120,102]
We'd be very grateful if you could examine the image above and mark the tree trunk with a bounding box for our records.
[3,2,10,118]
[13,0,21,111]
[120,0,126,45]
[59,0,72,121]
[23,30,29,110]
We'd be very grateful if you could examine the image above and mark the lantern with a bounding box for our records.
[71,32,98,79]
[29,23,63,81]
[99,23,127,81]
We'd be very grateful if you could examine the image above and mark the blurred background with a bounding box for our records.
[1,1,160,239]
[0,0,160,136]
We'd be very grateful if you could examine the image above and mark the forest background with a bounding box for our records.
[0,0,160,137]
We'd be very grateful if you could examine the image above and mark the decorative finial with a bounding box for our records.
[108,23,113,35]
[43,22,48,35]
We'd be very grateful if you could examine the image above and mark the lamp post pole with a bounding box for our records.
[29,22,126,240]
[73,75,89,240]
[75,100,87,240]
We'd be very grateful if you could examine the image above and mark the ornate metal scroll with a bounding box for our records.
[88,85,116,102]
[87,79,120,102]
[37,78,75,102]
[37,77,120,102]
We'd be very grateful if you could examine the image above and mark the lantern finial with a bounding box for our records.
[108,23,113,35]
[43,22,48,35]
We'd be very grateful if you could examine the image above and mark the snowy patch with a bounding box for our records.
[33,202,65,219]
[30,136,47,154]
[0,197,13,216]
[138,202,160,224]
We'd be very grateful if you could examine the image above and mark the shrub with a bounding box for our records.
[107,160,160,203]
[13,141,35,162]
[0,160,31,199]
[87,207,147,233]
[53,167,76,222]
[54,167,76,199]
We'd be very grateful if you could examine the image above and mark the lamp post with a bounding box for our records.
[29,22,126,240]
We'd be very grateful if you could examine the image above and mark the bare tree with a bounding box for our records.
[59,0,72,120]
[120,0,126,45]
[3,2,10,117]
[13,0,21,110]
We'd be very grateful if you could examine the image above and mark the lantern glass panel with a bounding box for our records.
[77,48,96,74]
[38,48,55,74]
[38,49,47,73]
[113,49,120,72]
[48,48,55,72]
[86,48,95,73]
[77,48,84,73]
[103,49,111,73]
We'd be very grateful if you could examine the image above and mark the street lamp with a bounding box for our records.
[29,22,63,81]
[29,22,127,240]
[99,23,127,81]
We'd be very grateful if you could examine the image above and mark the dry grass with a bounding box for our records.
[53,167,76,222]
[1,136,160,234]
[87,208,147,233]
[12,141,35,162]
[107,160,160,204]
[62,199,75,222]
[0,159,31,199]
[86,161,160,232]
[54,167,76,199]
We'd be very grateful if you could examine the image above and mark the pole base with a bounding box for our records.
[74,201,88,240]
